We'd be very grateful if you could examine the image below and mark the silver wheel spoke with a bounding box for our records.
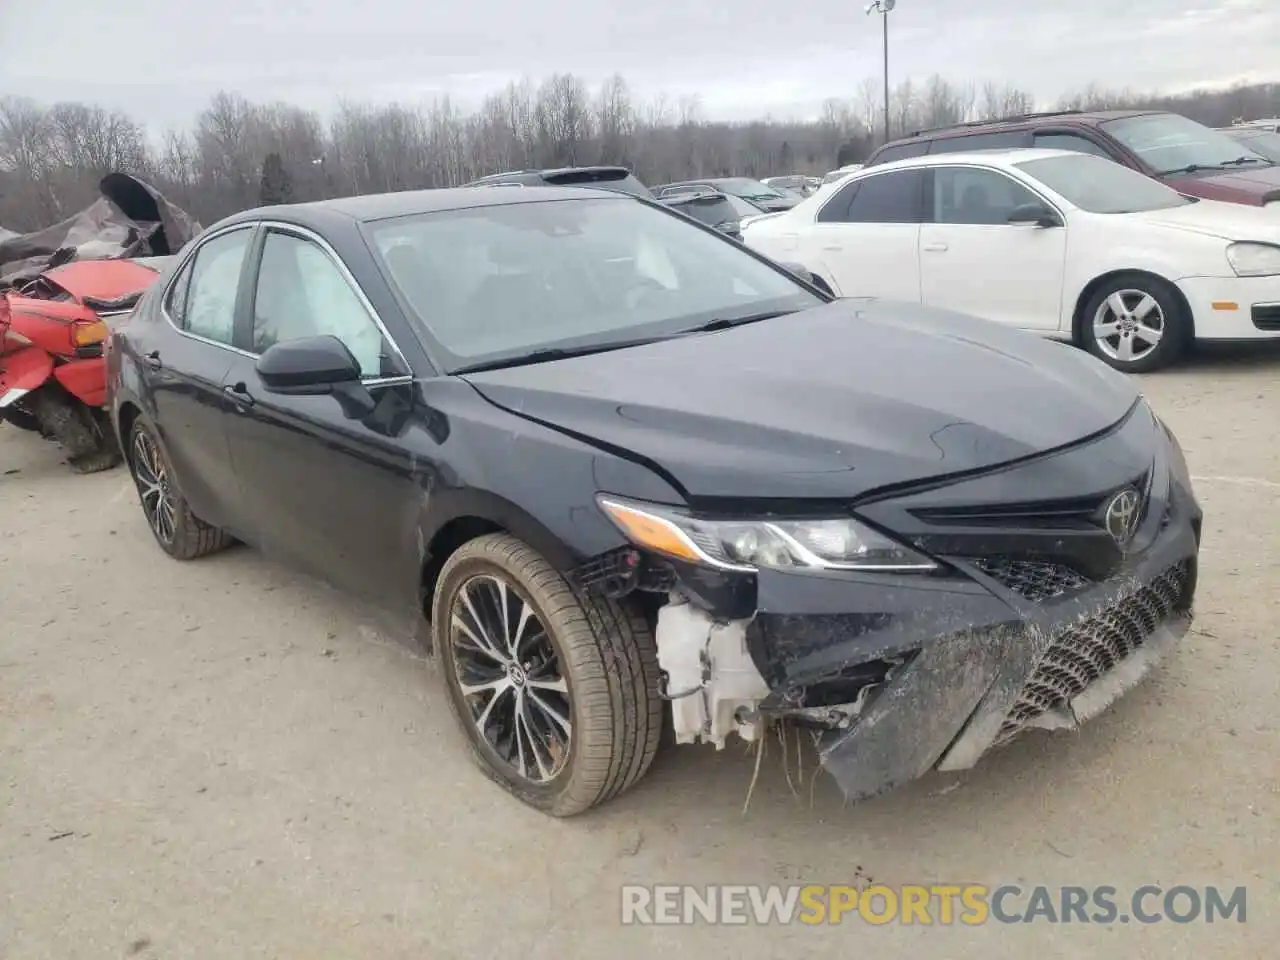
[527,676,568,694]
[475,685,508,732]
[510,602,534,658]
[494,577,512,652]
[528,688,572,738]
[459,675,509,698]
[512,692,529,778]
[517,698,553,781]
[1105,292,1129,316]
[1093,318,1119,339]
[448,573,572,785]
[1135,322,1163,345]
[1116,335,1136,361]
[1132,294,1158,320]
[459,590,507,665]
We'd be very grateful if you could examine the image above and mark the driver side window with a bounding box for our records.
[932,167,1043,225]
[251,231,398,379]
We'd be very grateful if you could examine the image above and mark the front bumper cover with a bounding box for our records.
[743,422,1202,802]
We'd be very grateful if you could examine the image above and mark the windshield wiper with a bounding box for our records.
[680,309,797,335]
[452,336,671,374]
[1158,163,1224,176]
[1221,155,1272,166]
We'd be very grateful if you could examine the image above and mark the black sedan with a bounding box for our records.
[107,186,1202,816]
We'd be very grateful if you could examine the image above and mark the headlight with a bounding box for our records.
[597,496,937,573]
[1225,242,1280,277]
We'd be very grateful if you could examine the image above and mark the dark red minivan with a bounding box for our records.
[866,110,1280,207]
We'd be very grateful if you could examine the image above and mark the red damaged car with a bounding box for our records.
[1,257,171,472]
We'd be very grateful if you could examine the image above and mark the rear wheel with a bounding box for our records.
[25,386,123,473]
[432,533,663,817]
[127,419,234,559]
[1081,274,1188,373]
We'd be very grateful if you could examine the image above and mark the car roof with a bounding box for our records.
[902,108,1155,142]
[857,147,1080,172]
[218,185,627,228]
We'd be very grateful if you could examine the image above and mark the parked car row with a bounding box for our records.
[743,146,1280,372]
[864,109,1280,208]
[99,179,1204,819]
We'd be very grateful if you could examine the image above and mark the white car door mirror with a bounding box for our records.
[1007,203,1063,228]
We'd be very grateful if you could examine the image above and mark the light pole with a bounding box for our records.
[865,0,895,143]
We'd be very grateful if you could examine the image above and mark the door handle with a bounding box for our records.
[223,382,255,408]
[821,245,843,252]
[922,242,949,252]
[142,350,162,370]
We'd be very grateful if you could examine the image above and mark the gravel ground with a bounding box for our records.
[1,353,1277,959]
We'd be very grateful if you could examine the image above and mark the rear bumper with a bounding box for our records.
[1178,275,1280,340]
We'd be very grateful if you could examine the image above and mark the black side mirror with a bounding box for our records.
[1007,203,1063,228]
[256,335,362,395]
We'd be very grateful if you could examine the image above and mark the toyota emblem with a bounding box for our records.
[1103,488,1142,543]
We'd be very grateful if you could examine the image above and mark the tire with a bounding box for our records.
[1081,273,1188,373]
[69,409,123,474]
[26,386,122,471]
[127,419,234,560]
[432,533,663,817]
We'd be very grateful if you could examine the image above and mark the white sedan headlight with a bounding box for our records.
[598,496,937,573]
[1225,242,1280,277]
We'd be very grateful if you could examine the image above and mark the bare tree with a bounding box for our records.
[2,75,1278,231]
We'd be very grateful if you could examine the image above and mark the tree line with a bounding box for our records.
[1,73,1277,231]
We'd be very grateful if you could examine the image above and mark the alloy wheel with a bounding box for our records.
[1092,289,1165,365]
[131,430,176,545]
[448,574,572,784]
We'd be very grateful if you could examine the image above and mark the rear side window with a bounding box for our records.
[819,170,924,224]
[1033,132,1113,158]
[164,261,193,324]
[871,141,928,164]
[182,228,253,345]
[929,131,1029,154]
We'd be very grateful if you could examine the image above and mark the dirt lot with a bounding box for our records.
[1,353,1277,959]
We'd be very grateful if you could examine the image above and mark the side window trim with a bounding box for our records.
[927,163,1067,225]
[818,168,925,224]
[816,179,860,222]
[158,223,260,359]
[1032,128,1117,159]
[248,222,414,386]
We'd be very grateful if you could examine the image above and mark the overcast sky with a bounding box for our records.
[1,0,1275,129]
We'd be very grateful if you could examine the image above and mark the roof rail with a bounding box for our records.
[907,109,1084,139]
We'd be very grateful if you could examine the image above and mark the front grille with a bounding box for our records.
[1000,561,1191,737]
[1252,304,1280,332]
[971,558,1091,602]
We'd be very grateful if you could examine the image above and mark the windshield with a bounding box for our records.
[1015,154,1194,213]
[1226,130,1280,163]
[715,178,784,199]
[367,197,819,371]
[1103,113,1273,173]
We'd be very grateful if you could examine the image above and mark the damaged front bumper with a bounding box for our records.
[580,409,1203,803]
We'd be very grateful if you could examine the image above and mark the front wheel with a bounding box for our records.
[1081,274,1188,373]
[432,533,663,816]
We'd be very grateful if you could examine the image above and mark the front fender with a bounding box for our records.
[0,346,54,408]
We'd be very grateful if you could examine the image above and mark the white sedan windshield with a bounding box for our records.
[1015,155,1194,214]
[367,197,819,369]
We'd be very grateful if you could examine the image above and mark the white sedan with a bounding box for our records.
[741,148,1280,371]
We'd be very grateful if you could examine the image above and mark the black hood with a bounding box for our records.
[461,300,1139,502]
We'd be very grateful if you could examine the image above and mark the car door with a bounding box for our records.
[804,168,925,300]
[140,225,257,532]
[918,165,1067,331]
[220,224,425,613]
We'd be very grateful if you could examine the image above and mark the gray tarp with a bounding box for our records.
[0,173,200,288]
